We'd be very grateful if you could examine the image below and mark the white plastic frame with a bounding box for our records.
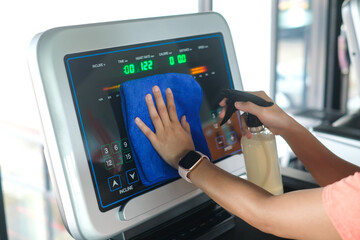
[28,12,244,239]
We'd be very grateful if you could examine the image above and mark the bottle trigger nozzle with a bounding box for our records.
[218,89,273,126]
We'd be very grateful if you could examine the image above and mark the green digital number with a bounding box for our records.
[141,60,153,71]
[177,54,187,64]
[148,60,153,70]
[169,56,175,66]
[123,64,135,75]
[141,61,147,71]
[169,54,187,66]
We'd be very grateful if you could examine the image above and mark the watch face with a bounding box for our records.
[179,151,202,169]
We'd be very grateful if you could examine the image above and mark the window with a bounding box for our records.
[214,1,272,93]
[275,0,312,109]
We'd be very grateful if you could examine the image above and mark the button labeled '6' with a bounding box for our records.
[111,141,121,154]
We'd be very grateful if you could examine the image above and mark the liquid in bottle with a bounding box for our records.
[241,125,283,195]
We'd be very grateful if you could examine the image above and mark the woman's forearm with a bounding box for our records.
[189,160,340,240]
[189,160,272,229]
[227,91,360,185]
[280,118,360,186]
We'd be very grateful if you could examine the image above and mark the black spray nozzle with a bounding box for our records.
[245,113,263,127]
[218,89,274,127]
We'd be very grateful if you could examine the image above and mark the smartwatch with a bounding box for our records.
[178,150,210,183]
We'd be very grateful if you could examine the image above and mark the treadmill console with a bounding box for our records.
[29,13,245,239]
[66,33,241,211]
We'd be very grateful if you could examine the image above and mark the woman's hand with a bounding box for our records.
[135,86,195,169]
[219,91,295,138]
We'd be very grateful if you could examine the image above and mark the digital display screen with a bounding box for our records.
[65,33,242,212]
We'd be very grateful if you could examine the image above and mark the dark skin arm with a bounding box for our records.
[218,91,360,186]
[135,86,342,239]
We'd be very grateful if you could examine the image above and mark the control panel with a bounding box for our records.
[65,33,242,211]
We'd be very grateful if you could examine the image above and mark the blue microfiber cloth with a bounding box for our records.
[120,73,211,186]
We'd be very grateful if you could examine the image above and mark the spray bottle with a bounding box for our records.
[220,89,283,195]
